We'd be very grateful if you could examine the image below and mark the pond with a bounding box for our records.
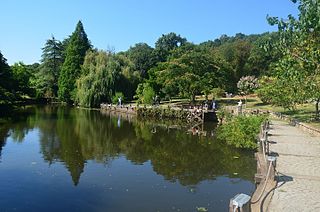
[0,106,256,212]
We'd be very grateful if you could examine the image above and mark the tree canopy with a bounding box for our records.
[58,21,91,103]
[0,16,300,108]
[258,0,320,116]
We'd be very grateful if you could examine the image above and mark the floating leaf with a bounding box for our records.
[196,207,208,212]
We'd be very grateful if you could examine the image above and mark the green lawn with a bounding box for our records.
[127,95,320,129]
[220,96,320,128]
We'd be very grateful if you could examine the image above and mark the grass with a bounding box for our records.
[126,95,320,129]
[232,96,320,128]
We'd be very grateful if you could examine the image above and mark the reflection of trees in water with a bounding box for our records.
[0,108,37,159]
[3,106,256,186]
[0,125,10,160]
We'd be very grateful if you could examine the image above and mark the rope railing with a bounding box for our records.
[229,120,277,212]
[250,156,275,204]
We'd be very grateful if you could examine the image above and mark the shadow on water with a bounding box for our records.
[1,105,256,186]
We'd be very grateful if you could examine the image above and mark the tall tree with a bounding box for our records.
[76,50,120,107]
[150,46,230,102]
[215,40,252,85]
[126,43,155,78]
[34,36,63,98]
[154,32,187,62]
[58,21,91,103]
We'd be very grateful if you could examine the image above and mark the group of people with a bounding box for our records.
[203,98,218,110]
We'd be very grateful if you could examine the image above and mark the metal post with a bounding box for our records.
[229,193,251,212]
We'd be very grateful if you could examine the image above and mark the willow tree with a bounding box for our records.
[76,50,120,107]
[58,21,91,103]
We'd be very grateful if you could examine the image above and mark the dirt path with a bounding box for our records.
[267,120,320,212]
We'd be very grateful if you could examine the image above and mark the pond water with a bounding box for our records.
[0,106,256,212]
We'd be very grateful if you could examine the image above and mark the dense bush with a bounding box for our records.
[112,92,125,104]
[216,115,267,149]
[135,83,155,104]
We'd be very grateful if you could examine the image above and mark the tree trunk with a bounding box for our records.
[191,93,196,104]
[316,99,320,120]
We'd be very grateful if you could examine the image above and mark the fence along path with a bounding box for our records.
[267,120,320,212]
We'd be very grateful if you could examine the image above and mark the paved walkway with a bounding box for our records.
[268,120,320,212]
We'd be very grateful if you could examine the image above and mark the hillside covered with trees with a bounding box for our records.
[1,0,319,119]
[0,22,280,106]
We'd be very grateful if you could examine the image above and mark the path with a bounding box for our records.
[267,120,320,212]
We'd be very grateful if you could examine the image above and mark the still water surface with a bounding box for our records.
[0,106,255,211]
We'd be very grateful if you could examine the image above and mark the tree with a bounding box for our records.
[265,0,320,117]
[237,75,259,106]
[41,36,63,96]
[113,54,142,100]
[247,32,281,76]
[76,50,121,107]
[150,46,230,102]
[135,83,155,104]
[0,51,15,103]
[154,32,187,62]
[58,21,91,103]
[126,43,155,78]
[237,76,259,96]
[11,62,33,96]
[215,40,252,86]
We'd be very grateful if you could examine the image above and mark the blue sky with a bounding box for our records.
[1,0,298,64]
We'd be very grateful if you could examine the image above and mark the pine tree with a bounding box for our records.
[35,36,63,97]
[58,21,91,103]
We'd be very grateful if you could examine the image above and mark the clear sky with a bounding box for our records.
[1,0,298,65]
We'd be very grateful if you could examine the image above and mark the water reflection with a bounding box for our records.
[1,106,255,186]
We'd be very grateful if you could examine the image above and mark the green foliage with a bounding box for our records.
[211,87,225,98]
[142,85,155,104]
[216,115,267,149]
[2,23,287,108]
[262,0,320,116]
[0,51,15,104]
[112,92,125,104]
[58,21,91,103]
[33,36,63,98]
[76,50,120,107]
[135,83,155,104]
[150,46,231,102]
[126,43,155,77]
[257,72,307,110]
[113,54,142,100]
[11,62,34,96]
[247,32,281,76]
[154,32,187,62]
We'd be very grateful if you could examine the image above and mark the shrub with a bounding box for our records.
[211,87,225,98]
[216,115,267,149]
[112,92,125,104]
[135,83,155,104]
